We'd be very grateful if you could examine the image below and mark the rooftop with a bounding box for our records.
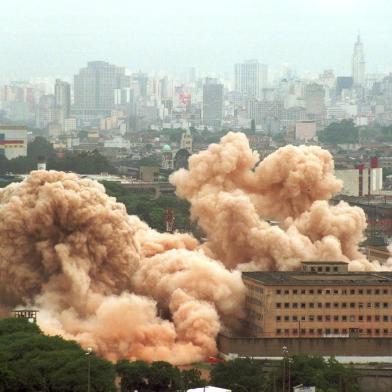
[243,271,392,286]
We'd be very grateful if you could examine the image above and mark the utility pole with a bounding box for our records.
[86,347,92,392]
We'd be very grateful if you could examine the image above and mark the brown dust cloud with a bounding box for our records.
[0,132,387,364]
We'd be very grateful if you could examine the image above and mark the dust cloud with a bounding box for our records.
[0,132,382,364]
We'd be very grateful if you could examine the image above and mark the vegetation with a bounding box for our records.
[0,318,116,392]
[101,180,195,233]
[0,137,117,174]
[318,119,359,144]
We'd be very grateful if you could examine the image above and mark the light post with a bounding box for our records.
[282,346,290,392]
[86,347,92,392]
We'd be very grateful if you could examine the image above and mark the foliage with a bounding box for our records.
[210,358,267,392]
[101,181,194,233]
[272,355,360,392]
[0,318,116,392]
[116,360,204,392]
[318,120,359,144]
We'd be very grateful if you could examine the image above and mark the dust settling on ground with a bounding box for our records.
[0,132,386,365]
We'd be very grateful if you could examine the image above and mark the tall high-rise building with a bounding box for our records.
[352,34,366,86]
[73,61,130,121]
[235,60,268,98]
[203,78,224,127]
[54,79,71,118]
[305,83,326,130]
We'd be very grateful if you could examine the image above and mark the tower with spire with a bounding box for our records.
[352,33,366,86]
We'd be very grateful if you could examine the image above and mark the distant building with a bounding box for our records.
[235,60,268,98]
[139,166,159,182]
[73,61,130,122]
[36,94,58,130]
[336,76,354,97]
[0,125,28,159]
[352,34,366,86]
[54,79,71,120]
[295,121,316,141]
[203,78,223,127]
[304,83,325,129]
[180,129,192,153]
[335,167,383,197]
[243,261,392,339]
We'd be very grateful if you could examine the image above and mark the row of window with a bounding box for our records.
[276,302,390,309]
[276,288,390,296]
[276,314,392,322]
[276,328,390,336]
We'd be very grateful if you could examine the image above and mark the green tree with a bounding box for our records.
[27,136,55,161]
[116,360,150,392]
[318,119,359,144]
[210,358,266,392]
[148,361,181,391]
[180,368,205,390]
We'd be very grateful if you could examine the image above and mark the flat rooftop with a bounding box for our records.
[243,271,392,286]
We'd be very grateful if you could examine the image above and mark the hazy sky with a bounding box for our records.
[1,0,391,80]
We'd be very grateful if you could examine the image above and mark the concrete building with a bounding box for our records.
[295,121,316,141]
[235,60,268,98]
[203,78,223,127]
[335,167,383,197]
[352,34,366,87]
[243,261,392,339]
[139,166,160,182]
[304,83,325,129]
[36,94,58,130]
[54,79,71,120]
[73,61,130,122]
[0,125,28,159]
[180,129,193,153]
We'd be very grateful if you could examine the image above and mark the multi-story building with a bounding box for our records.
[203,78,223,127]
[0,125,28,159]
[54,79,71,121]
[352,34,366,87]
[247,98,284,128]
[73,61,130,122]
[243,261,392,339]
[235,60,268,98]
[305,83,326,130]
[36,94,58,130]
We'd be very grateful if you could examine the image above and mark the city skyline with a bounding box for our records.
[1,0,392,81]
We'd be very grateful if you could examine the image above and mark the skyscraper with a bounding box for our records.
[54,79,71,120]
[73,61,130,121]
[235,60,268,98]
[203,78,223,127]
[352,34,365,86]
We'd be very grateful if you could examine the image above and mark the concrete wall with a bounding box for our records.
[218,334,392,358]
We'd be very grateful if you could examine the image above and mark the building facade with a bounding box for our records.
[243,261,392,339]
[0,125,28,159]
[235,60,268,98]
[54,79,71,120]
[203,78,223,127]
[352,34,366,87]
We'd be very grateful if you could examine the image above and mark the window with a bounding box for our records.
[383,289,388,295]
[293,329,298,335]
[359,315,363,321]
[350,315,355,322]
[366,289,372,295]
[317,267,322,272]
[359,303,363,308]
[375,302,380,308]
[367,316,372,322]
[367,303,372,308]
[309,329,314,334]
[341,302,347,308]
[276,329,282,335]
[367,329,372,335]
[325,302,331,308]
[317,315,323,321]
[284,290,289,295]
[301,303,306,309]
[309,289,314,294]
[350,303,355,308]
[318,303,323,308]
[284,316,290,321]
[342,328,348,334]
[358,289,363,295]
[383,303,388,308]
[284,303,290,308]
[276,290,281,295]
[325,328,331,335]
[293,316,298,321]
[375,289,380,295]
[325,315,331,322]
[317,329,323,335]
[293,289,298,294]
[276,303,281,308]
[350,289,355,295]
[301,289,306,295]
[384,329,388,334]
[326,267,330,272]
[333,303,339,308]
[384,315,389,322]
[301,316,306,321]
[375,329,380,335]
[334,328,339,334]
[301,328,306,335]
[333,267,338,272]
[309,303,315,308]
[333,289,339,295]
[334,315,339,321]
[342,315,347,322]
[317,289,322,294]
[375,315,380,322]
[292,303,298,308]
[284,329,289,335]
[309,315,315,322]
[342,289,347,295]
[325,289,331,295]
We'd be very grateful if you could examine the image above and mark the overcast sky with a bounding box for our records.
[1,0,391,80]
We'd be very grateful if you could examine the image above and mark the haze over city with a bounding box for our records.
[1,0,392,80]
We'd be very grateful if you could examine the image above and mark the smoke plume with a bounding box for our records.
[0,132,383,365]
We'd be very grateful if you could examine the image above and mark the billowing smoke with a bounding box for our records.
[0,132,384,365]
